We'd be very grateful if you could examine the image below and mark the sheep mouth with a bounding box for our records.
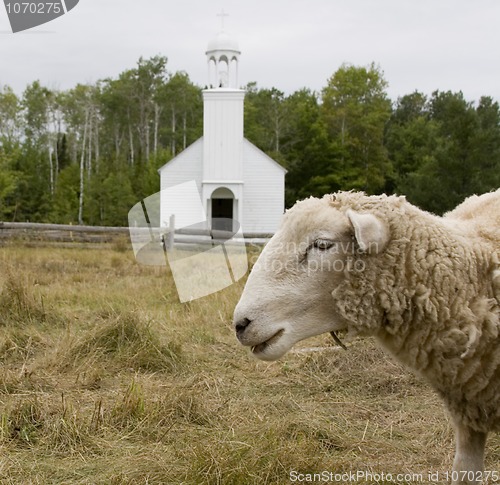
[251,329,285,355]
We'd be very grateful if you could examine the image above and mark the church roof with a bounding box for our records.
[242,138,287,173]
[158,137,287,174]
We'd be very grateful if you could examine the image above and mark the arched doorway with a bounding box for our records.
[211,187,235,231]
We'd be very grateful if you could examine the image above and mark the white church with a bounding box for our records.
[158,26,286,236]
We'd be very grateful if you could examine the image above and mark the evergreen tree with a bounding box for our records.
[393,91,500,214]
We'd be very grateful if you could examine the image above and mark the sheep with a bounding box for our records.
[233,189,500,485]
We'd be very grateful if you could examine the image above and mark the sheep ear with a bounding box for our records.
[346,210,389,254]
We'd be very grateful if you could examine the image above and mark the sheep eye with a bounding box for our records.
[301,239,336,262]
[312,239,335,251]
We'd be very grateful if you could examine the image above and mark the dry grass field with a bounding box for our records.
[0,240,498,484]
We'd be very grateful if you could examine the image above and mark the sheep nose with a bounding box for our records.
[235,317,252,339]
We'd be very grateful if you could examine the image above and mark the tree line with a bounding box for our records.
[0,56,499,226]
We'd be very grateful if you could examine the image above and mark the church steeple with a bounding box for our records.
[202,13,245,184]
[158,13,285,241]
[205,10,241,89]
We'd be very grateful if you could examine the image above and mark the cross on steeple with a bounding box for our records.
[216,9,229,31]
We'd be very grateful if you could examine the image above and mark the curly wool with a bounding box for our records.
[329,190,500,432]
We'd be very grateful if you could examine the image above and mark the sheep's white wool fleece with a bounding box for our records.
[328,190,500,432]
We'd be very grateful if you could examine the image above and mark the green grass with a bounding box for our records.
[0,241,498,484]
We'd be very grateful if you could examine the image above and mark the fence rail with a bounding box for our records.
[0,222,130,244]
[0,222,273,245]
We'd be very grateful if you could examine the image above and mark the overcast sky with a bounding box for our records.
[1,0,499,103]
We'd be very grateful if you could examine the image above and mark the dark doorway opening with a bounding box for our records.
[211,198,233,231]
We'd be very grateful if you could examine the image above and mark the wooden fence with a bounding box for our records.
[0,222,129,244]
[0,221,273,245]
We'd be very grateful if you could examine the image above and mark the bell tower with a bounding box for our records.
[202,12,245,228]
[205,10,240,88]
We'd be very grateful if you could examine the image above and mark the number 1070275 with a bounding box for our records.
[5,3,62,14]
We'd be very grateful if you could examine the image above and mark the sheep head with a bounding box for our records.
[233,195,390,361]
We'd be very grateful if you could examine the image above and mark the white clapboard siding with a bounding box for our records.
[203,90,244,181]
[159,138,204,228]
[242,139,286,234]
[158,137,286,234]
